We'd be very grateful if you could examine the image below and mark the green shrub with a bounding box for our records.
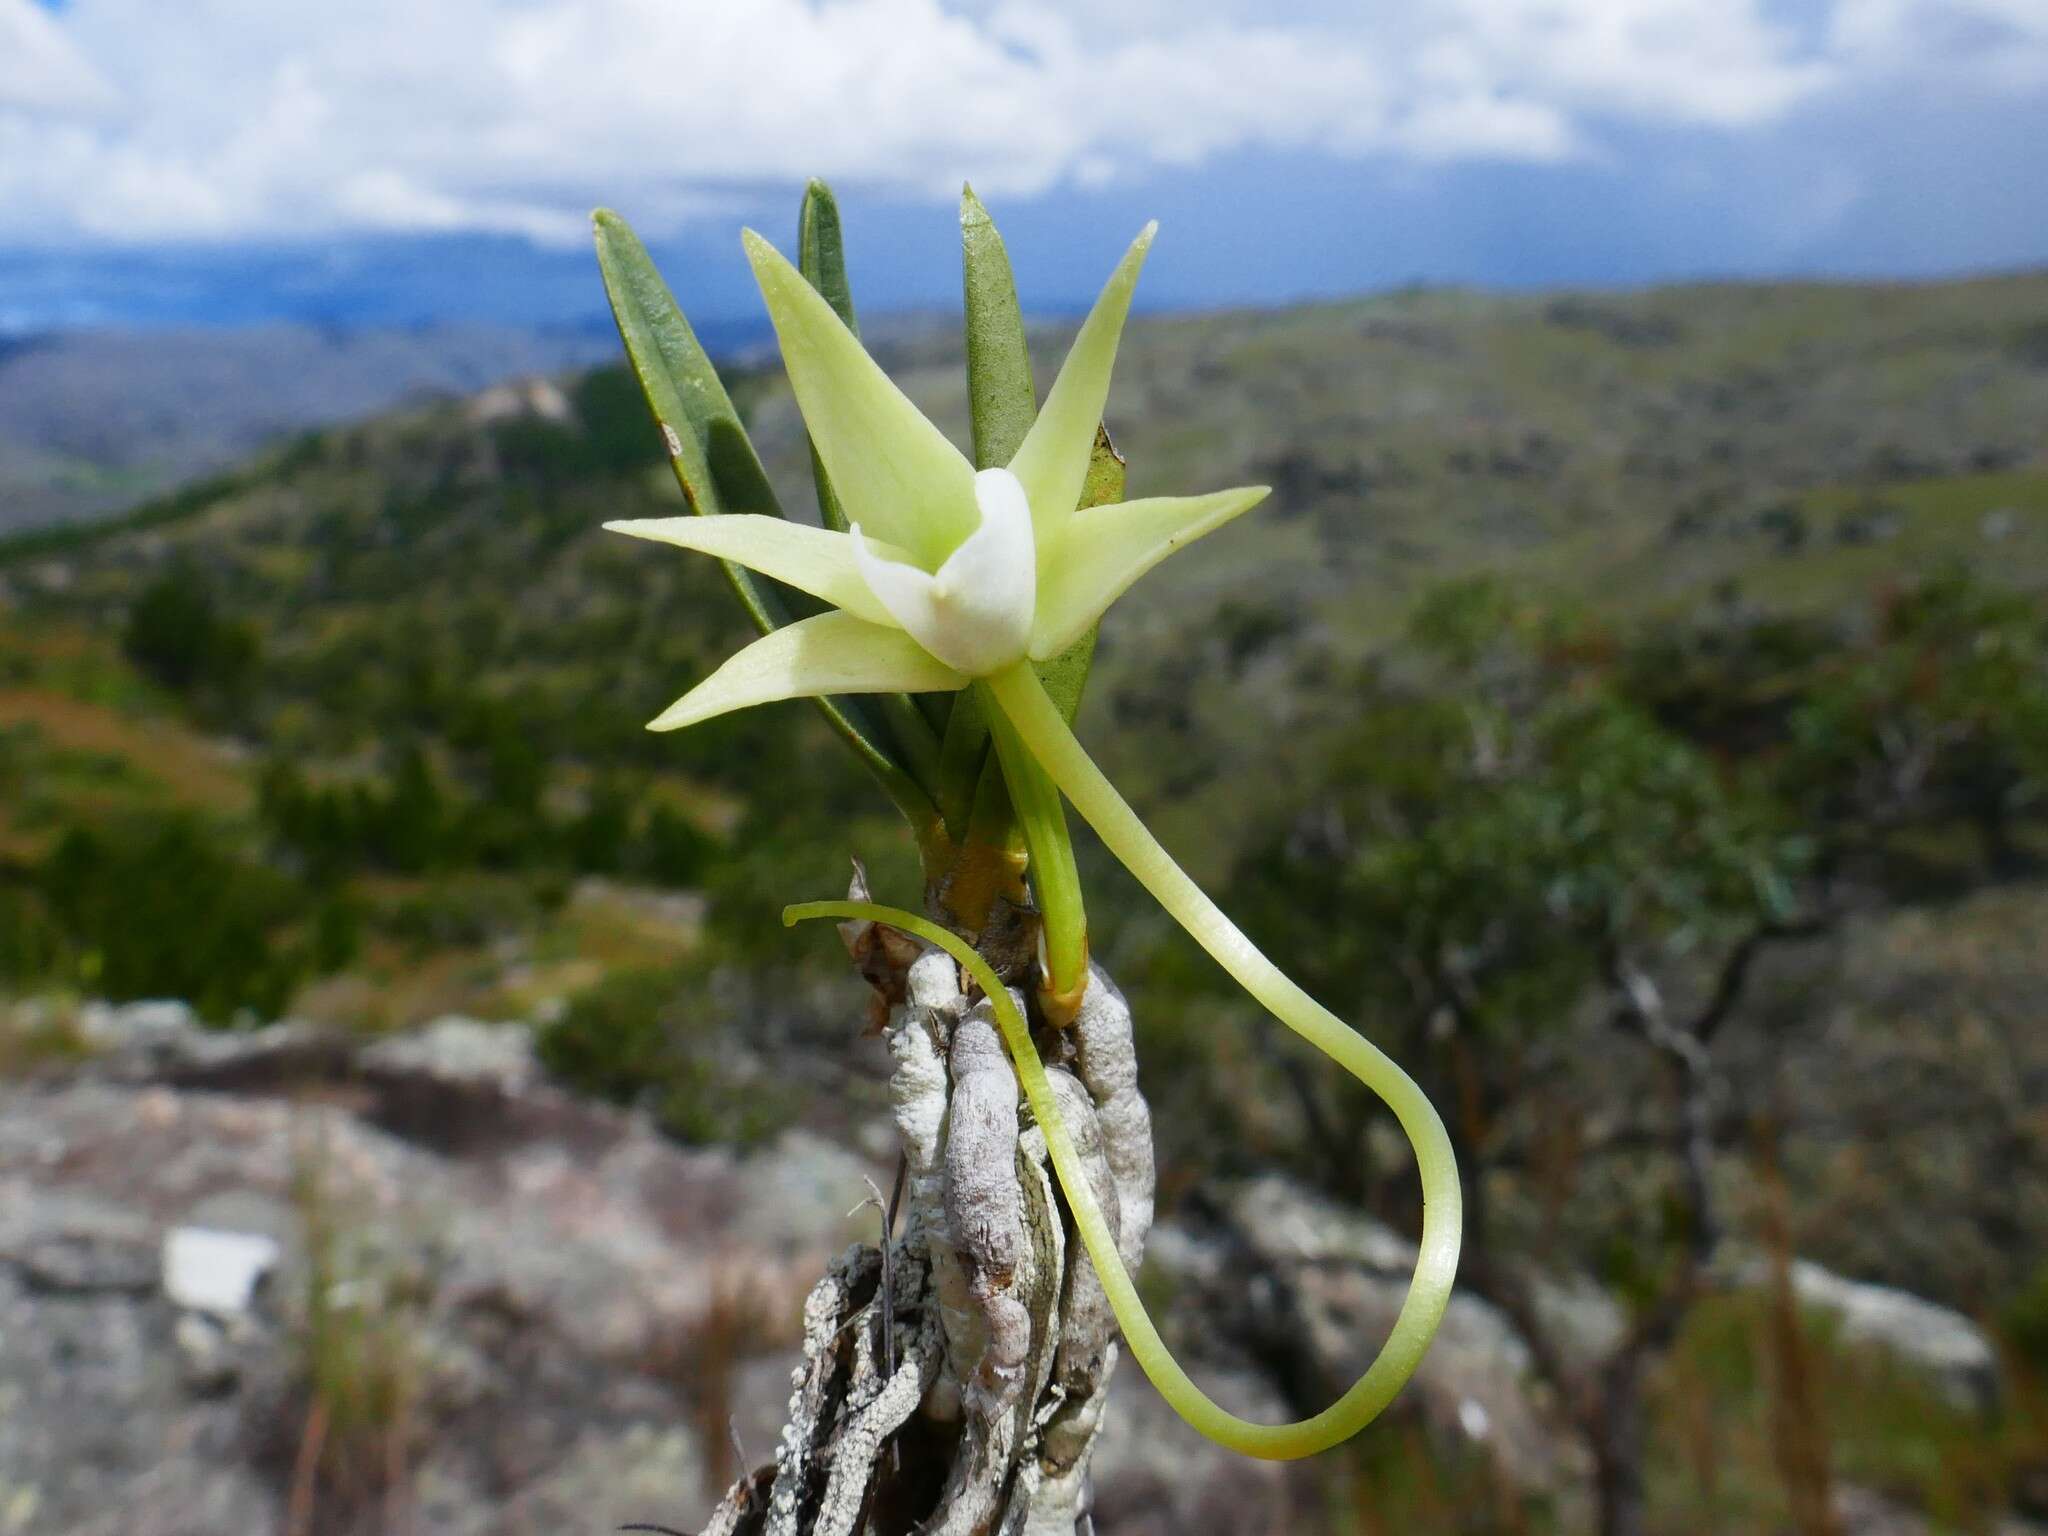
[36,816,323,1022]
[535,966,795,1147]
[121,566,259,698]
[2002,1264,2048,1377]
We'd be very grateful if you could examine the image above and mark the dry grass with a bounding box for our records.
[0,686,249,812]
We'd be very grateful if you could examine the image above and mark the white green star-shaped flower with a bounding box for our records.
[605,224,1267,731]
[600,203,1461,1463]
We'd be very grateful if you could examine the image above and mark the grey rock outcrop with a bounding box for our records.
[0,1001,1289,1534]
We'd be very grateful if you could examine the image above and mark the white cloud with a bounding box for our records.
[0,0,114,113]
[0,0,2024,247]
[1830,0,2048,87]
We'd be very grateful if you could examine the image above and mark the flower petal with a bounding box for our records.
[852,468,1037,677]
[1007,223,1155,537]
[647,610,967,733]
[603,514,911,630]
[743,229,977,568]
[1029,486,1270,661]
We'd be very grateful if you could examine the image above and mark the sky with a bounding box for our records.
[3,0,2046,332]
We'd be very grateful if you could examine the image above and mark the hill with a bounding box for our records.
[3,269,2047,1533]
[0,265,2043,932]
[2,268,2045,919]
[0,322,618,532]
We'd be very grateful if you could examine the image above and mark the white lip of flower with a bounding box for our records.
[850,467,1036,676]
[605,219,1268,734]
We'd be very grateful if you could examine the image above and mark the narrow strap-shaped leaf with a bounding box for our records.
[943,193,1123,844]
[592,208,936,827]
[797,180,858,536]
[962,184,1037,470]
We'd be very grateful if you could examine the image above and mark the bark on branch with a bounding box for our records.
[696,912,1155,1536]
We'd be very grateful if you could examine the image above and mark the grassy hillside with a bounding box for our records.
[3,270,2047,1533]
[2,271,2044,1007]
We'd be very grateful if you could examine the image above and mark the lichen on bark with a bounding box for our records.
[696,907,1155,1535]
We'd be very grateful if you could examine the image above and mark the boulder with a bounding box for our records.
[1786,1258,2000,1413]
[1149,1175,1584,1499]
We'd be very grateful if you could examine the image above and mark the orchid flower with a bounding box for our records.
[605,223,1262,760]
[596,193,1461,1461]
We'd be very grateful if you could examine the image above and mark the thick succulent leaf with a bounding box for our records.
[744,230,977,568]
[797,179,858,536]
[961,184,1037,470]
[593,211,785,598]
[648,611,966,733]
[1008,223,1155,537]
[593,208,935,823]
[1030,485,1270,661]
[603,514,906,629]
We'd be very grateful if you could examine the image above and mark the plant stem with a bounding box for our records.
[980,681,1089,1009]
[979,658,1464,1456]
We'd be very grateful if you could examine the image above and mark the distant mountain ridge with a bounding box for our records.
[0,322,621,533]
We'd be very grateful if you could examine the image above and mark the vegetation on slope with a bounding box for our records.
[1,272,2046,1529]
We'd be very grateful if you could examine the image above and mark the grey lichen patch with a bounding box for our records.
[946,1010,1028,1408]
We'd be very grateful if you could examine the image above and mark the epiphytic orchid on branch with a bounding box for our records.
[592,181,1461,1460]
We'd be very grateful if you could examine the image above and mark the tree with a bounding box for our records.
[1236,580,1814,1536]
[1231,569,2048,1532]
[122,564,259,701]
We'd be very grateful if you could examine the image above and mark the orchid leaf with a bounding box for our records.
[962,184,1037,470]
[934,184,1042,836]
[797,179,858,536]
[941,195,1128,841]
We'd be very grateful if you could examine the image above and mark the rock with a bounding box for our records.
[1525,1270,1627,1370]
[0,1197,157,1295]
[173,1313,240,1395]
[1835,1484,1933,1536]
[1156,1178,1580,1498]
[72,998,200,1052]
[727,1128,889,1256]
[1785,1259,1999,1412]
[0,1012,880,1531]
[360,1014,537,1093]
[9,1000,2012,1532]
[160,1227,281,1316]
[467,376,573,426]
[1090,1360,1309,1535]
